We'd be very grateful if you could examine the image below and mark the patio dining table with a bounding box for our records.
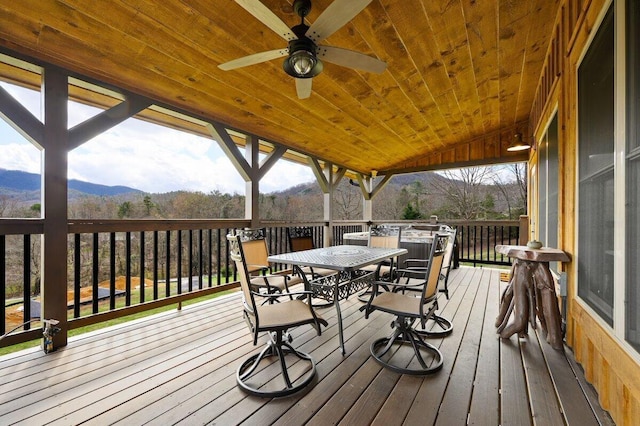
[268,245,408,354]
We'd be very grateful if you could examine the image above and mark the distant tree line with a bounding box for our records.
[1,164,526,221]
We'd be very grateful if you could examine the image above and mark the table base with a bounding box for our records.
[306,269,375,355]
[495,259,564,350]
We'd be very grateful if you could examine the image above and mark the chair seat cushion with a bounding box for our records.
[370,291,423,316]
[305,266,337,277]
[257,300,323,329]
[250,274,302,290]
[361,264,391,276]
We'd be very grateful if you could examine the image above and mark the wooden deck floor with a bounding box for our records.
[0,267,613,425]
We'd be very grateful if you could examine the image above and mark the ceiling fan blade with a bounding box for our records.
[219,49,288,71]
[234,0,296,41]
[318,46,387,74]
[306,0,373,43]
[295,78,312,99]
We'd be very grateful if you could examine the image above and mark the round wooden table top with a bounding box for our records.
[495,244,570,263]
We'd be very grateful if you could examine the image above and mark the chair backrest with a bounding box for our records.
[227,234,258,317]
[287,226,316,252]
[441,228,457,273]
[407,223,440,236]
[368,224,401,249]
[235,228,269,275]
[423,234,449,300]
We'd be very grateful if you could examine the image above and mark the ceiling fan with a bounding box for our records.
[218,0,387,99]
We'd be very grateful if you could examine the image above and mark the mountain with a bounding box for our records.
[0,168,143,197]
[270,171,451,198]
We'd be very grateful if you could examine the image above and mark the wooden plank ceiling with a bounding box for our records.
[0,0,559,176]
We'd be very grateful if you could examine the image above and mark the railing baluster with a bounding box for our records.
[216,229,222,285]
[92,233,99,314]
[125,232,131,306]
[188,230,193,292]
[74,234,81,318]
[1,235,5,334]
[177,230,182,295]
[166,230,171,297]
[139,231,145,304]
[153,230,159,300]
[22,235,30,329]
[208,229,213,288]
[110,232,116,310]
[198,229,203,290]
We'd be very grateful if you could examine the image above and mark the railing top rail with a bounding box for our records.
[367,219,521,227]
[68,219,251,233]
[0,219,44,235]
[1,218,521,236]
[259,221,328,227]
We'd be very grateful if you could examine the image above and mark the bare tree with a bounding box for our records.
[429,166,497,219]
[333,180,362,220]
[493,163,528,219]
[0,194,18,217]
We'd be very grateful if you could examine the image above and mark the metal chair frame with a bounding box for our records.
[363,234,452,375]
[286,226,336,280]
[234,228,299,300]
[228,234,327,397]
[356,224,402,303]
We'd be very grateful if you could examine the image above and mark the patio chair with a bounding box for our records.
[357,224,402,302]
[286,226,336,279]
[227,234,327,397]
[363,224,402,277]
[363,234,452,375]
[234,228,301,299]
[403,226,457,299]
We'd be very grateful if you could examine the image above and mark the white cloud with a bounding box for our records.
[0,141,41,173]
[1,81,315,194]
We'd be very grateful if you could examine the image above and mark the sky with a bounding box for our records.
[0,81,315,194]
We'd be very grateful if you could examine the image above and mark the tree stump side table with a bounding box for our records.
[494,245,571,350]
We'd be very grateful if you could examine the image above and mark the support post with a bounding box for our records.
[41,66,69,350]
[323,163,333,247]
[519,215,530,245]
[245,135,260,227]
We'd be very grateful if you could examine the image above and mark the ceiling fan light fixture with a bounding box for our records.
[283,26,323,79]
[291,50,316,75]
[507,132,531,152]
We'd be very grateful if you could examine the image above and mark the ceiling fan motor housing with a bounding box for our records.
[293,0,312,18]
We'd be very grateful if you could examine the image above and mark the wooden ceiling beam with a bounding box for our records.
[68,95,152,150]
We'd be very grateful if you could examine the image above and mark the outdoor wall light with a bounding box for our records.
[507,132,532,152]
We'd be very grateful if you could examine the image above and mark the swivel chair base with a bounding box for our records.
[414,314,453,338]
[371,317,443,375]
[237,331,316,397]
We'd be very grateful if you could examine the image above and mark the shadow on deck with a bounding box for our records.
[0,267,613,425]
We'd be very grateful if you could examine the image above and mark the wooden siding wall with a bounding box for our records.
[529,0,640,424]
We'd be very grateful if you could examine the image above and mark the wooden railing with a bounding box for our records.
[331,219,522,266]
[1,218,524,347]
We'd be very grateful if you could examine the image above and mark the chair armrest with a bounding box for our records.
[252,290,313,299]
[246,263,271,274]
[404,258,429,267]
[394,267,427,277]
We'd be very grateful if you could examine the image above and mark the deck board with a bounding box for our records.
[436,268,494,426]
[468,268,501,426]
[403,267,479,425]
[0,266,611,425]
